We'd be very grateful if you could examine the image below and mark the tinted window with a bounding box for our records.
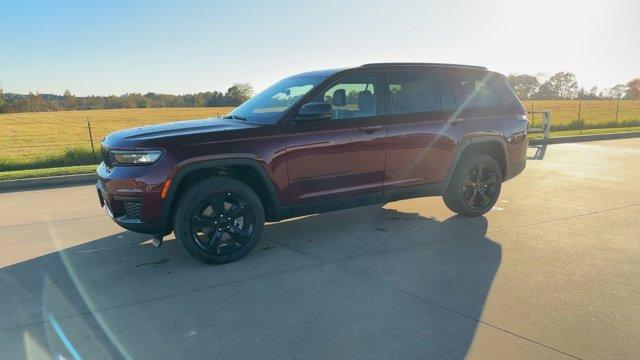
[312,75,377,119]
[387,74,441,115]
[438,75,457,110]
[449,73,501,109]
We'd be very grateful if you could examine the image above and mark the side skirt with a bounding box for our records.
[276,182,447,221]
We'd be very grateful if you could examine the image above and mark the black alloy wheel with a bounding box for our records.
[443,154,502,217]
[174,177,265,264]
[190,192,255,256]
[461,162,499,210]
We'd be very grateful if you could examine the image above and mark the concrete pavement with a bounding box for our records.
[1,138,639,359]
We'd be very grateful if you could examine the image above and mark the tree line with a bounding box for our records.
[1,73,640,114]
[507,72,640,100]
[0,83,253,113]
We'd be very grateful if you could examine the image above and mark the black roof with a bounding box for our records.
[291,63,488,79]
[360,62,487,70]
[291,68,346,77]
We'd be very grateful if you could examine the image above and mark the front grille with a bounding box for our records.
[123,201,142,220]
[101,148,116,168]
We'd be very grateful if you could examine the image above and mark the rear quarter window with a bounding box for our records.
[449,73,501,109]
[387,73,442,115]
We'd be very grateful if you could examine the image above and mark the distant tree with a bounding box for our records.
[124,95,137,108]
[604,84,628,99]
[627,78,640,99]
[0,84,257,113]
[535,71,578,99]
[62,89,78,110]
[578,86,600,100]
[507,74,539,100]
[0,85,5,112]
[137,97,151,108]
[205,91,226,107]
[226,83,254,105]
[193,94,205,107]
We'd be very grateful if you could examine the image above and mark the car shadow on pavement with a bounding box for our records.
[264,205,502,359]
[0,206,500,359]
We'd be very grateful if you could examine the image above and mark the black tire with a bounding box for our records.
[173,177,265,264]
[443,154,502,217]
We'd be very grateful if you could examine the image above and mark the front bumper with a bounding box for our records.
[96,162,170,235]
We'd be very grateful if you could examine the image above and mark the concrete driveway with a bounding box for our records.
[1,138,638,359]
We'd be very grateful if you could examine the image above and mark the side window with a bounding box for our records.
[312,75,377,119]
[438,75,457,111]
[449,74,501,108]
[387,74,441,115]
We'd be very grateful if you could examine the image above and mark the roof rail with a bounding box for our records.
[360,62,487,70]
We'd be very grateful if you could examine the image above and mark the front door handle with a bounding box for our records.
[359,124,382,134]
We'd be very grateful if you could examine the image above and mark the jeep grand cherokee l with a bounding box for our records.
[97,63,528,264]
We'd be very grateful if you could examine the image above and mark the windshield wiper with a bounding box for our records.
[223,115,247,121]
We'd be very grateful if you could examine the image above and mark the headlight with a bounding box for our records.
[112,150,163,165]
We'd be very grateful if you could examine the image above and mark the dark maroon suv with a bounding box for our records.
[97,63,528,264]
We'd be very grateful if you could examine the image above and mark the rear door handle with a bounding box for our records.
[448,118,464,126]
[359,124,382,134]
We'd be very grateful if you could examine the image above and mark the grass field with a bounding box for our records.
[521,100,640,130]
[1,101,639,174]
[0,107,233,171]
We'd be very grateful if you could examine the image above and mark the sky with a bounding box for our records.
[1,0,638,96]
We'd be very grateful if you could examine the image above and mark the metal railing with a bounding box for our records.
[528,110,551,160]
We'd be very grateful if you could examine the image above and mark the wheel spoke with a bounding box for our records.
[476,163,485,180]
[463,178,475,187]
[194,215,216,229]
[226,201,247,219]
[469,191,478,204]
[205,227,224,252]
[482,173,497,185]
[479,191,490,206]
[227,226,251,243]
[205,193,225,216]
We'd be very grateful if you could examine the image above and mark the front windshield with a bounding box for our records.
[228,76,325,124]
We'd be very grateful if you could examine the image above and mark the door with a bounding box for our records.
[383,72,459,193]
[285,74,387,206]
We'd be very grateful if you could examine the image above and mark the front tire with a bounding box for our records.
[443,154,502,217]
[174,177,265,264]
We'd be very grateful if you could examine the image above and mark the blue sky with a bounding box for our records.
[1,0,638,96]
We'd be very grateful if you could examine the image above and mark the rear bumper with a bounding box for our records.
[504,159,526,181]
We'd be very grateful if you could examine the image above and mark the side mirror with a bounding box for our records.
[296,102,333,122]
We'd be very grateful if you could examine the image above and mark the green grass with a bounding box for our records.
[521,100,640,130]
[0,147,98,172]
[0,107,234,162]
[0,165,98,181]
[528,126,640,139]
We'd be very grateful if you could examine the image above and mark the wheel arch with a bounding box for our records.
[159,158,284,233]
[446,136,509,183]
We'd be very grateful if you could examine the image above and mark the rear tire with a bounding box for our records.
[174,177,265,264]
[443,154,502,217]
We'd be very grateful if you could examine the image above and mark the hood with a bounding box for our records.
[102,117,259,148]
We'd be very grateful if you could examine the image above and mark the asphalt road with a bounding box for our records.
[1,138,639,359]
